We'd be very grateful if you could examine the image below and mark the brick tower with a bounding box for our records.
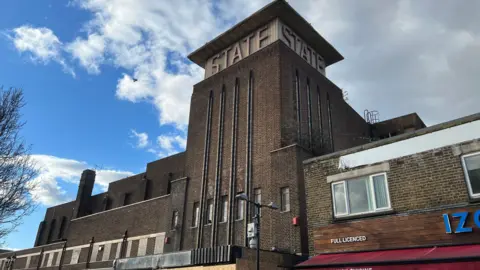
[182,0,369,255]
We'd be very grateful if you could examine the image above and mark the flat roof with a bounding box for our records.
[303,112,480,165]
[188,0,344,68]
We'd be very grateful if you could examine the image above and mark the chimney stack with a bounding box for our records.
[72,169,96,218]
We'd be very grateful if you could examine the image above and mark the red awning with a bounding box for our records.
[296,244,480,269]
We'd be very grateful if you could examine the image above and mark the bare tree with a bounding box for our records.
[0,87,38,244]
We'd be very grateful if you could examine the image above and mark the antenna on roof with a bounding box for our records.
[93,164,105,171]
[364,109,380,124]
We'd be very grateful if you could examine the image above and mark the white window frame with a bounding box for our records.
[192,202,200,228]
[254,188,262,216]
[280,187,290,212]
[461,152,480,199]
[331,172,391,218]
[171,211,179,230]
[205,199,213,225]
[220,196,228,223]
[236,198,244,221]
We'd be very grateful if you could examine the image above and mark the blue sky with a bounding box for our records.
[0,0,198,248]
[1,0,479,249]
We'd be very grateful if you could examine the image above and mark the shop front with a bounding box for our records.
[296,206,480,269]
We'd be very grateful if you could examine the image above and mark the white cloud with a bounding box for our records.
[66,33,105,74]
[29,155,134,206]
[95,169,136,188]
[67,0,480,127]
[67,0,239,128]
[285,0,480,125]
[9,26,75,77]
[130,129,149,148]
[153,134,187,157]
[137,132,186,158]
[8,0,480,129]
[29,176,69,206]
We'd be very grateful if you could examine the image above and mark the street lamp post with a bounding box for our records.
[235,193,279,270]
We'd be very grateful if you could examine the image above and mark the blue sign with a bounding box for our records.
[443,211,480,234]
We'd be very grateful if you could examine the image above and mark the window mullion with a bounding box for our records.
[369,176,377,211]
[383,173,392,209]
[344,181,350,215]
[462,155,476,198]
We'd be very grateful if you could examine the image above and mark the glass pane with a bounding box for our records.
[236,199,244,220]
[347,177,373,214]
[285,188,290,211]
[333,183,347,215]
[254,189,261,204]
[193,203,199,227]
[465,154,480,195]
[206,200,213,224]
[373,175,389,209]
[221,197,228,222]
[281,188,290,211]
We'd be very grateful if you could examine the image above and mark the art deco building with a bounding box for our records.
[0,1,426,269]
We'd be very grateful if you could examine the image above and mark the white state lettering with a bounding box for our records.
[295,37,302,54]
[211,54,221,74]
[282,25,292,48]
[232,42,243,64]
[301,43,310,62]
[317,54,325,72]
[205,20,326,78]
[279,23,325,76]
[223,47,232,69]
[257,26,270,49]
[244,34,255,56]
[311,50,316,68]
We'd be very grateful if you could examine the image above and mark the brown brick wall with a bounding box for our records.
[66,196,170,246]
[36,202,75,246]
[270,145,313,254]
[279,43,370,154]
[145,152,186,198]
[304,139,480,255]
[184,42,283,250]
[314,205,480,253]
[107,173,146,209]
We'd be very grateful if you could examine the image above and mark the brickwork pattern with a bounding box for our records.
[314,205,480,253]
[66,196,170,246]
[304,139,479,254]
[279,43,370,154]
[183,42,284,251]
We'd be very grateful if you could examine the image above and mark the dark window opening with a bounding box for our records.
[307,78,312,148]
[317,86,324,148]
[295,69,301,141]
[327,93,334,151]
[102,195,110,211]
[124,193,132,206]
[167,172,173,194]
[105,197,112,210]
[57,216,66,240]
[46,219,56,243]
[144,178,152,200]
